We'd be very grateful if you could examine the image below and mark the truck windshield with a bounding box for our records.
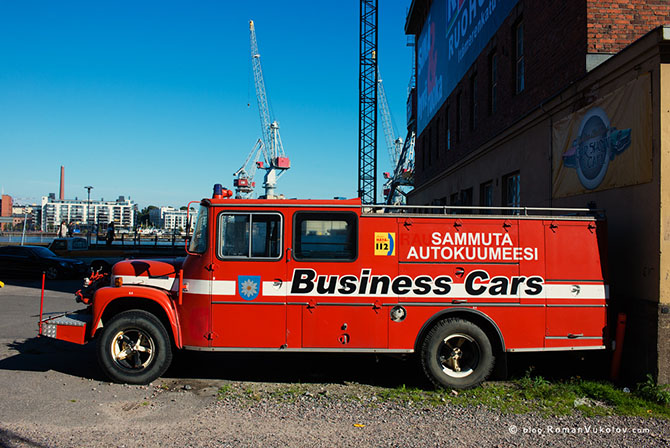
[189,205,208,254]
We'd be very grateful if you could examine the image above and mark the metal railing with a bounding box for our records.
[363,204,605,219]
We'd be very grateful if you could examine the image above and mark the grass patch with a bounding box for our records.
[636,374,670,405]
[344,372,670,418]
[376,384,426,404]
[217,383,233,400]
[213,375,670,419]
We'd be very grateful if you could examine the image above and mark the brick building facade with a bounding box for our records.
[405,0,670,382]
[409,1,670,192]
[0,195,13,231]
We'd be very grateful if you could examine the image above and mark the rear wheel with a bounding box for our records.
[96,310,172,384]
[421,318,494,389]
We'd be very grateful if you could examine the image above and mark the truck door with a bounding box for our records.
[543,220,608,349]
[178,204,215,348]
[209,211,286,348]
[288,211,389,349]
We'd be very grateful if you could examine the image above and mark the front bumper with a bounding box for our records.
[40,310,91,344]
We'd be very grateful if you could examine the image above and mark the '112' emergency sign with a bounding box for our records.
[375,232,395,256]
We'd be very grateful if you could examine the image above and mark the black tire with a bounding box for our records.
[421,318,494,389]
[45,266,59,280]
[96,310,173,384]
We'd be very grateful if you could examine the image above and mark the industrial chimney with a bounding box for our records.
[59,166,65,201]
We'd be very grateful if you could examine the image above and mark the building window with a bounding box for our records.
[428,125,434,166]
[456,92,462,142]
[446,106,451,150]
[470,73,478,131]
[515,20,525,94]
[489,51,498,114]
[435,115,440,158]
[460,188,473,206]
[480,181,493,214]
[503,172,521,213]
[420,135,426,170]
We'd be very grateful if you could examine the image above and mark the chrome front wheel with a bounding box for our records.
[110,328,156,371]
[97,310,172,384]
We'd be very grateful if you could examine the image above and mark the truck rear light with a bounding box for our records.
[114,277,123,287]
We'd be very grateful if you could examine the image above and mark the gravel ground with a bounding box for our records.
[1,377,669,448]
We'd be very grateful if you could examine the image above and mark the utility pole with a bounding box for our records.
[85,185,93,244]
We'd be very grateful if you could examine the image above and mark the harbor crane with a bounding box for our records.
[384,128,415,205]
[377,74,403,203]
[249,20,290,199]
[378,73,415,205]
[233,139,264,199]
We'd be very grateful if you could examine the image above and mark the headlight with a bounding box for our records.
[59,261,72,268]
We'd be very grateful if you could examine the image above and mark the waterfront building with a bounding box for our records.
[149,206,193,232]
[40,195,135,231]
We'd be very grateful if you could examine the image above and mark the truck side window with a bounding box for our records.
[218,212,282,259]
[189,205,208,254]
[293,212,357,261]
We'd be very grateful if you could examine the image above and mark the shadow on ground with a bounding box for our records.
[167,350,428,388]
[0,427,51,448]
[0,336,613,389]
[506,350,612,382]
[0,338,102,381]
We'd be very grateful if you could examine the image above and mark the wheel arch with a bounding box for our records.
[414,308,505,356]
[91,287,182,348]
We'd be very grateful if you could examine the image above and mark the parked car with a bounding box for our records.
[48,237,89,252]
[0,245,88,280]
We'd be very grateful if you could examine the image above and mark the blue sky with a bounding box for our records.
[0,0,413,209]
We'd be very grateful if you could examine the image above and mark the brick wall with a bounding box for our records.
[415,1,587,190]
[1,195,12,217]
[587,0,670,53]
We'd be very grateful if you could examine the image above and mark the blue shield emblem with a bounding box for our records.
[238,275,261,301]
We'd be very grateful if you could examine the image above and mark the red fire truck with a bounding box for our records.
[40,185,609,389]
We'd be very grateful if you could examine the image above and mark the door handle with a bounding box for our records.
[204,263,218,272]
